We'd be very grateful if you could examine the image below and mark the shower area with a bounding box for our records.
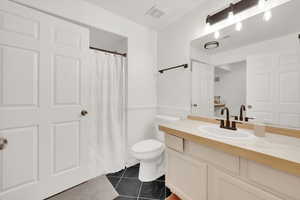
[87,27,128,178]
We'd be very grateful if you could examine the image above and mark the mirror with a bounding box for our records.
[190,0,300,129]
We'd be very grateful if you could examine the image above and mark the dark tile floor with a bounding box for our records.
[107,164,171,200]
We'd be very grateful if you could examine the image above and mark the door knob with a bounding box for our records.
[192,104,198,107]
[81,110,88,116]
[0,137,8,150]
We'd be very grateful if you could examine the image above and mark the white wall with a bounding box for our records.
[157,68,191,117]
[89,27,127,53]
[14,0,157,166]
[157,0,290,117]
[211,32,300,65]
[215,62,247,117]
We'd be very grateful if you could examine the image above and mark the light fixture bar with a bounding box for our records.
[206,0,259,26]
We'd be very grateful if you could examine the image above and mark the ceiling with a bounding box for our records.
[84,0,208,30]
[192,0,300,54]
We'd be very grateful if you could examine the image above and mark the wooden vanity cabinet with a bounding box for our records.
[164,133,300,200]
[208,167,282,200]
[166,149,207,200]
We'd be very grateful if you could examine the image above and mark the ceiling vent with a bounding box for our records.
[145,6,166,18]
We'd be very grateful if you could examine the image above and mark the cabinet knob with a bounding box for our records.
[81,110,88,116]
[0,137,8,150]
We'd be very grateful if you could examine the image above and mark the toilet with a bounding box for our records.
[131,115,180,182]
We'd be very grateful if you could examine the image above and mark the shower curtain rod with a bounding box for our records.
[90,46,127,57]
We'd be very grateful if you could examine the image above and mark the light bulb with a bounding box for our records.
[235,21,243,31]
[205,22,211,30]
[228,11,234,22]
[258,0,266,9]
[214,31,220,39]
[263,10,272,21]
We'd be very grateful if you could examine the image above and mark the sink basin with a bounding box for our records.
[198,125,254,140]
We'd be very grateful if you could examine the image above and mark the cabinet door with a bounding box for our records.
[208,168,283,200]
[166,149,207,200]
[245,160,300,200]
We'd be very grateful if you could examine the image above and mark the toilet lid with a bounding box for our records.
[132,139,163,153]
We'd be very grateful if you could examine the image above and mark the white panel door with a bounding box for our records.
[191,60,214,117]
[247,55,277,124]
[276,53,300,128]
[247,52,300,128]
[0,1,90,200]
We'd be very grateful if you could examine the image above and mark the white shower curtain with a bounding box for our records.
[89,50,126,175]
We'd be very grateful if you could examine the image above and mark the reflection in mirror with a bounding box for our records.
[190,0,300,129]
[214,61,246,118]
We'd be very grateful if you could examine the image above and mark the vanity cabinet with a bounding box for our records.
[208,167,283,200]
[166,149,207,200]
[243,160,300,199]
[165,133,300,200]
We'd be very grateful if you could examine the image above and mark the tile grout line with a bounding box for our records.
[119,194,160,200]
[137,181,143,199]
[115,168,127,189]
[109,165,165,200]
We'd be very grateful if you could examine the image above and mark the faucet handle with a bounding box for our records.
[230,115,239,120]
[245,117,256,122]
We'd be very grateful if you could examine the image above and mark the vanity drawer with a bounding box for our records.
[245,160,300,200]
[185,141,240,174]
[165,133,184,152]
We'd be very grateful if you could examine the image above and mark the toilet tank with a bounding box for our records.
[154,115,180,142]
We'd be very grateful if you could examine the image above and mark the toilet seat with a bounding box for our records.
[131,139,165,160]
[132,139,163,153]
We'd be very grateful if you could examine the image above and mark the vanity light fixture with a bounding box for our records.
[206,0,274,36]
[205,0,258,26]
[235,21,243,31]
[214,31,220,39]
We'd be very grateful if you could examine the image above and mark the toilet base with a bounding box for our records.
[138,154,165,182]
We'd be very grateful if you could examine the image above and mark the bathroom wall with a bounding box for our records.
[89,27,128,53]
[214,62,247,117]
[14,0,157,167]
[157,68,191,117]
[211,32,300,65]
[157,0,291,117]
